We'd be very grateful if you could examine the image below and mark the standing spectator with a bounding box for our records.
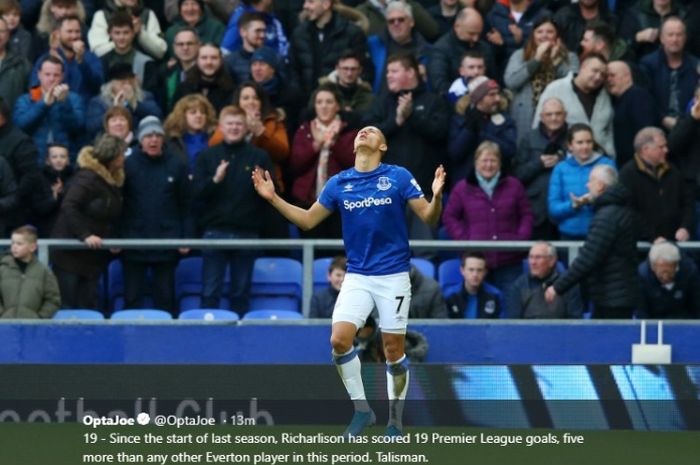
[545,164,639,319]
[443,141,533,293]
[552,0,617,52]
[637,241,700,319]
[0,16,30,109]
[506,241,584,318]
[289,0,370,96]
[533,53,615,156]
[220,0,289,59]
[548,123,615,239]
[163,93,218,174]
[102,106,137,152]
[99,10,153,83]
[606,60,657,167]
[428,0,459,38]
[88,0,166,60]
[164,0,224,58]
[192,106,273,313]
[319,49,374,115]
[0,0,33,60]
[619,127,693,243]
[0,153,16,238]
[580,21,635,62]
[408,265,447,318]
[35,0,87,57]
[619,0,686,60]
[173,43,236,114]
[429,7,496,96]
[444,251,504,319]
[223,12,267,82]
[357,0,439,41]
[504,16,578,144]
[448,76,517,184]
[0,225,60,318]
[486,0,551,59]
[514,97,567,240]
[14,56,85,160]
[50,135,126,310]
[249,47,302,130]
[309,255,346,318]
[639,16,698,131]
[164,0,234,24]
[121,117,192,314]
[29,143,74,237]
[447,50,487,104]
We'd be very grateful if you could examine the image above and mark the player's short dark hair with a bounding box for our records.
[329,256,347,273]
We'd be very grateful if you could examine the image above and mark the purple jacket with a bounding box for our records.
[443,173,533,268]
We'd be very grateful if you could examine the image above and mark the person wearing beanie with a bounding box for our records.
[164,0,224,58]
[50,134,127,312]
[447,73,517,186]
[120,115,192,315]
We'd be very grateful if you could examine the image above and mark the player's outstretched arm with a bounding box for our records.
[408,165,446,226]
[251,167,332,231]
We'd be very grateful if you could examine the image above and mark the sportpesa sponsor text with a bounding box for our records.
[343,196,393,211]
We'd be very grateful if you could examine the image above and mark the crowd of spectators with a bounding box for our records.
[1,0,700,319]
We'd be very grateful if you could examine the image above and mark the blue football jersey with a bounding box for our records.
[319,163,424,275]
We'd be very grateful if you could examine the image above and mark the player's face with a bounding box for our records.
[461,258,487,290]
[354,126,385,153]
[528,244,556,279]
[47,147,70,170]
[328,268,345,291]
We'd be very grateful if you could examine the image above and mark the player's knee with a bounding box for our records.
[330,333,353,354]
[383,341,404,362]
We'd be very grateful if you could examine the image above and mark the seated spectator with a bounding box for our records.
[428,0,459,38]
[0,225,60,318]
[163,93,217,175]
[35,0,87,57]
[533,53,615,157]
[640,16,698,131]
[486,0,551,59]
[88,0,166,60]
[367,0,431,94]
[86,64,162,141]
[220,0,289,58]
[548,123,616,239]
[505,241,584,319]
[14,56,85,160]
[552,0,617,52]
[637,241,700,319]
[319,49,374,115]
[99,10,152,84]
[447,76,516,184]
[514,97,567,240]
[357,0,439,41]
[121,117,192,315]
[444,251,504,319]
[223,11,267,82]
[50,135,126,310]
[619,0,687,59]
[29,143,75,237]
[447,49,486,104]
[429,7,496,96]
[0,16,30,109]
[173,43,236,114]
[309,255,346,318]
[0,0,33,61]
[143,27,200,112]
[408,264,447,318]
[443,141,533,293]
[606,60,657,167]
[289,83,358,238]
[619,127,693,243]
[504,16,578,144]
[164,0,224,58]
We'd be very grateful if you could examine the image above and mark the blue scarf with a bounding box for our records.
[476,171,500,199]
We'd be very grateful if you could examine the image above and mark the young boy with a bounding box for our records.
[447,50,486,103]
[31,143,75,236]
[309,256,347,318]
[0,225,61,318]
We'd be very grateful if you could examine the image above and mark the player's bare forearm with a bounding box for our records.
[268,195,325,231]
[423,194,443,226]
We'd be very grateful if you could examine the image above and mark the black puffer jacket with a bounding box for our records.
[553,183,640,308]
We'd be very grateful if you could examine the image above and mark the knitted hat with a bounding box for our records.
[468,76,499,105]
[137,116,165,141]
[250,47,280,71]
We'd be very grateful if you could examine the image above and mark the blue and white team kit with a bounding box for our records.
[319,163,425,333]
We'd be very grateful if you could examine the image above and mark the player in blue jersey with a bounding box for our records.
[252,126,445,437]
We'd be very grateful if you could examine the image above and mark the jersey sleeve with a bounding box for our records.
[318,175,339,211]
[398,167,425,201]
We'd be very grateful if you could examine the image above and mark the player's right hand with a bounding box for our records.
[251,166,275,201]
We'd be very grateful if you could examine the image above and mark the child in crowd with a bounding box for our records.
[0,0,33,60]
[30,143,75,237]
[447,50,487,104]
[309,256,346,318]
[0,225,61,318]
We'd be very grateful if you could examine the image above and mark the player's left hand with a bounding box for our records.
[432,164,446,199]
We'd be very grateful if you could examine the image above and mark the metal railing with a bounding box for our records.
[5,238,677,315]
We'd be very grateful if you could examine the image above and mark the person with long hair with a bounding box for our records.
[504,16,579,143]
[163,93,217,174]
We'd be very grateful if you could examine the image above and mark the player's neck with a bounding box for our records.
[354,149,381,172]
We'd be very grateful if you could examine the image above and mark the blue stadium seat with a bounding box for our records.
[179,295,231,312]
[53,309,105,320]
[249,295,300,312]
[175,256,231,302]
[438,258,462,294]
[250,258,302,310]
[243,310,304,320]
[411,257,436,279]
[110,309,173,320]
[179,309,240,321]
[313,257,333,292]
[107,259,123,310]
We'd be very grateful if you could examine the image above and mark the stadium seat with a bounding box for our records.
[53,309,105,320]
[179,309,240,321]
[178,295,231,312]
[249,295,300,312]
[250,257,302,310]
[110,309,173,320]
[438,258,462,293]
[243,310,304,320]
[107,259,123,310]
[411,257,436,278]
[313,257,333,292]
[175,256,231,302]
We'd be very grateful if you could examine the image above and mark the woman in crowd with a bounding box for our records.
[504,16,578,143]
[163,93,218,174]
[443,141,533,294]
[102,106,138,155]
